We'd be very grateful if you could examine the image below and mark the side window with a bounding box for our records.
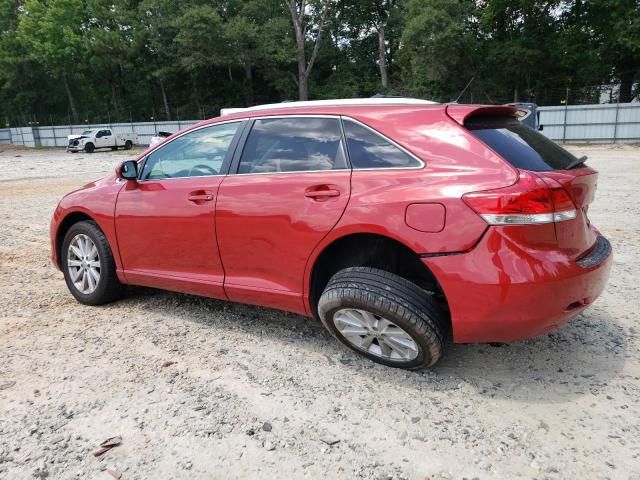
[343,119,422,169]
[140,122,240,180]
[103,130,112,136]
[238,117,346,174]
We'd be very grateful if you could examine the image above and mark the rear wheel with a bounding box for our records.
[317,267,447,369]
[61,220,124,305]
[84,142,95,153]
[124,140,133,150]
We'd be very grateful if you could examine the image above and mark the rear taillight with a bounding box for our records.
[462,170,577,225]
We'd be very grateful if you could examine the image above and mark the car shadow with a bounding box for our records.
[119,287,627,404]
[430,308,628,403]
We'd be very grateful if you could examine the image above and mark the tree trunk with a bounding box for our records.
[377,24,388,89]
[286,0,328,101]
[293,19,308,100]
[244,64,254,106]
[159,79,171,121]
[298,71,308,101]
[618,69,635,103]
[191,75,202,118]
[62,73,79,124]
[111,81,121,120]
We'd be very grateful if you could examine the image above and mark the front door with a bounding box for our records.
[95,129,112,148]
[115,121,242,298]
[216,116,351,314]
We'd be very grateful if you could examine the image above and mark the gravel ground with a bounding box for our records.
[0,144,639,480]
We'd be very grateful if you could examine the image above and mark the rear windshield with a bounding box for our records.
[467,116,580,171]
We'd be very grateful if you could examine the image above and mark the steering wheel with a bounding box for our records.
[189,164,218,176]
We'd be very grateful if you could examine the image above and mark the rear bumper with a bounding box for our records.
[423,228,612,343]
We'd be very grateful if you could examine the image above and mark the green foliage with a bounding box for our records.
[0,0,638,125]
[399,0,477,100]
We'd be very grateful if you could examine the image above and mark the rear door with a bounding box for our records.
[216,116,351,314]
[465,115,598,257]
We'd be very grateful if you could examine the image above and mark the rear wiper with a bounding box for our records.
[565,155,588,170]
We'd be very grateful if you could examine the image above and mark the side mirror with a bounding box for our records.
[119,160,138,180]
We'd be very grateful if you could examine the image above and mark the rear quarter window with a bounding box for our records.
[466,116,580,171]
[343,119,422,169]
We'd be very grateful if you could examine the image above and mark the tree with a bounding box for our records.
[338,0,400,90]
[285,0,332,100]
[399,0,478,101]
[2,0,640,126]
[17,0,91,122]
[135,0,184,120]
[218,0,294,106]
[583,0,640,102]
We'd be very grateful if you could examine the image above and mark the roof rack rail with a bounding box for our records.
[220,97,438,116]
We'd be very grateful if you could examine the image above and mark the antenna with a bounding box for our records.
[453,77,475,103]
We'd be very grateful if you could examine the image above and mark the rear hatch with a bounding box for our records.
[457,110,598,259]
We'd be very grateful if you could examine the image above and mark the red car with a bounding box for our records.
[50,99,612,369]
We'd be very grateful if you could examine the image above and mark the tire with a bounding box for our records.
[84,142,95,153]
[61,220,124,305]
[317,267,447,369]
[124,140,133,150]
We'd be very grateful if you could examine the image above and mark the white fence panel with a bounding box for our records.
[9,127,36,147]
[539,103,640,143]
[0,129,11,144]
[7,120,202,148]
[5,105,640,147]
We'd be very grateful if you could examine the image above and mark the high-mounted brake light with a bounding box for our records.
[462,170,577,225]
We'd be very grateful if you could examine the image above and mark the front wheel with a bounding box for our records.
[61,220,124,305]
[317,267,448,369]
[84,142,95,153]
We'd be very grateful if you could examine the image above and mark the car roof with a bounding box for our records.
[182,101,527,138]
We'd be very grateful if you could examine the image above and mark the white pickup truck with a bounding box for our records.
[66,128,139,153]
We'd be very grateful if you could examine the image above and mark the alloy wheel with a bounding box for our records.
[67,234,101,294]
[334,308,420,361]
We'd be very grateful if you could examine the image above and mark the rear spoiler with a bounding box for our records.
[445,104,530,126]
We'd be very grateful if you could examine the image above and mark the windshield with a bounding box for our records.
[467,116,580,171]
[81,130,93,135]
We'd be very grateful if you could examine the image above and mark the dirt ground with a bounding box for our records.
[0,144,639,480]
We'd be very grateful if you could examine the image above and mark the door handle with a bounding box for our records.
[304,189,341,199]
[188,193,214,202]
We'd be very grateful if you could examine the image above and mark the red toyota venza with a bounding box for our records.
[50,99,612,369]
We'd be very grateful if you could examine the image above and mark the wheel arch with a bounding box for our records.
[54,211,98,269]
[306,231,450,323]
